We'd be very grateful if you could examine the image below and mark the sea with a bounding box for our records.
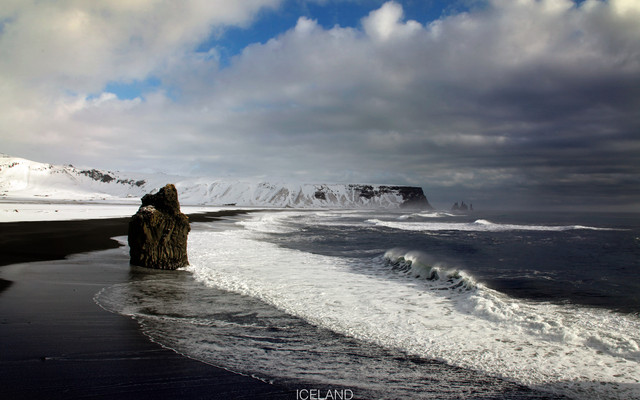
[96,209,640,399]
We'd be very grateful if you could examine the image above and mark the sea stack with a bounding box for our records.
[128,184,190,270]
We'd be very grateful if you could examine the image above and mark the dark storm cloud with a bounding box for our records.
[2,0,639,209]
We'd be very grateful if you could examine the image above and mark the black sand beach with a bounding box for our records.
[0,210,250,268]
[0,211,294,399]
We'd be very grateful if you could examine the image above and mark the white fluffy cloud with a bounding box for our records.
[0,0,281,92]
[362,1,421,41]
[0,0,281,168]
[2,0,639,208]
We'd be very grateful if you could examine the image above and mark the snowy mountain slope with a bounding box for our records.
[0,156,431,209]
[0,156,163,201]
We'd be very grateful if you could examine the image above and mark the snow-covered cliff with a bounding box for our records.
[0,156,431,209]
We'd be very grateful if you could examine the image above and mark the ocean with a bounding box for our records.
[96,209,640,399]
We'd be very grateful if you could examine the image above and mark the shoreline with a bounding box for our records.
[1,208,586,399]
[0,210,251,268]
[0,210,295,399]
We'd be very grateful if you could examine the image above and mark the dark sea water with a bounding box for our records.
[277,210,640,313]
[96,209,640,399]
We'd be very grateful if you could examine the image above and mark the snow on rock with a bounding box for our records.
[0,156,431,209]
[0,156,157,201]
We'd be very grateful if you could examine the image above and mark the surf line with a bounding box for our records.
[296,388,355,400]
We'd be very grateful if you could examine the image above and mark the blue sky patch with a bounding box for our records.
[102,77,162,100]
[197,0,469,67]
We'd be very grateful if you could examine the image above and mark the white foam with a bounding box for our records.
[187,211,640,400]
[398,211,459,220]
[366,218,615,232]
[383,248,476,289]
[235,211,305,234]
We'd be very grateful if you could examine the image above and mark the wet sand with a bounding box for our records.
[0,211,294,399]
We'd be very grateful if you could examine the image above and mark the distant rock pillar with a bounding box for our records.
[128,184,190,270]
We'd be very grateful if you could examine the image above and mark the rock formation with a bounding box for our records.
[451,201,471,211]
[128,184,190,269]
[342,185,432,209]
[392,186,432,209]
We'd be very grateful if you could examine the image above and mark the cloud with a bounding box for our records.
[198,0,639,182]
[0,0,282,92]
[362,1,421,41]
[0,0,281,168]
[1,0,639,209]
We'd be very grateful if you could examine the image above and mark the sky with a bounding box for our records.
[1,0,639,210]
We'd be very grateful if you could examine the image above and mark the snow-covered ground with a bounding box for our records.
[1,156,430,210]
[0,156,170,202]
[0,200,237,223]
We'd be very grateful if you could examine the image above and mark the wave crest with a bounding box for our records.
[367,218,615,232]
[382,248,476,290]
[398,211,459,220]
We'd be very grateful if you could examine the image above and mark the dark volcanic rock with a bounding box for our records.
[79,169,115,183]
[128,184,190,270]
[451,201,469,211]
[393,186,432,209]
[141,184,181,214]
[349,185,432,209]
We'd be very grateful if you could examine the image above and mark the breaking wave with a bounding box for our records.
[397,211,460,220]
[382,248,476,291]
[366,218,615,232]
[97,210,640,400]
[182,217,640,399]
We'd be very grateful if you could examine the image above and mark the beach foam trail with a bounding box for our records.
[185,211,640,400]
[95,267,559,399]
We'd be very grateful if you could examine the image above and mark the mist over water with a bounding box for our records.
[97,210,640,399]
